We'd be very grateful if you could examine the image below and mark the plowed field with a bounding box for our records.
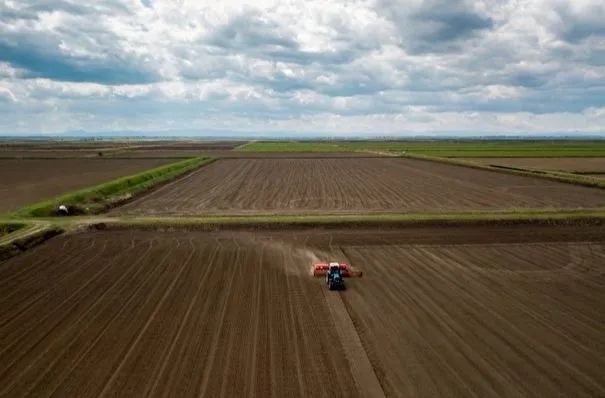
[0,158,177,212]
[1,226,605,397]
[113,158,605,216]
[113,150,383,158]
[466,157,605,172]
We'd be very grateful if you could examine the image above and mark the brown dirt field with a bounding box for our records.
[1,226,605,397]
[467,157,605,172]
[112,150,382,158]
[0,141,248,158]
[112,158,605,216]
[0,230,358,398]
[0,150,119,158]
[0,158,178,212]
[131,141,247,150]
[0,140,246,150]
[341,240,605,397]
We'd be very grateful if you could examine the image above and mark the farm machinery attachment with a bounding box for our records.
[312,262,362,290]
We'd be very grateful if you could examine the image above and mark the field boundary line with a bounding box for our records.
[78,210,605,228]
[0,223,64,262]
[322,285,386,397]
[232,141,254,150]
[402,153,605,191]
[107,158,221,211]
[0,223,45,246]
[7,210,605,235]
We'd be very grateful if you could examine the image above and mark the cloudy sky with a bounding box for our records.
[1,0,604,136]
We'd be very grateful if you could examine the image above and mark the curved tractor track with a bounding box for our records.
[1,227,605,397]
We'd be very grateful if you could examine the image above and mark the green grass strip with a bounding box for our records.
[234,140,605,156]
[10,157,215,218]
[34,209,605,225]
[0,222,26,237]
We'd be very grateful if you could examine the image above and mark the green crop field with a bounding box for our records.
[238,140,605,157]
[236,142,351,152]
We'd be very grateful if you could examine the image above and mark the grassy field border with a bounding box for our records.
[3,210,605,260]
[0,222,26,237]
[34,209,605,229]
[8,157,216,218]
[402,153,605,190]
[0,225,64,261]
[235,140,605,157]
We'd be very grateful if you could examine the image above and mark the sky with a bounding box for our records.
[0,0,604,136]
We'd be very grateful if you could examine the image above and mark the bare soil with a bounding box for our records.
[0,158,177,212]
[0,150,115,158]
[466,157,605,172]
[0,141,247,158]
[0,140,246,150]
[1,226,605,397]
[112,158,605,216]
[112,150,383,158]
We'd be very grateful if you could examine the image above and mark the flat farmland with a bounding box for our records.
[0,230,358,398]
[0,150,126,158]
[112,150,383,158]
[1,226,605,397]
[0,158,177,212]
[113,158,605,216]
[342,238,605,397]
[466,157,605,172]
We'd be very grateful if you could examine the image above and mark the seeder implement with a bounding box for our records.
[312,262,363,277]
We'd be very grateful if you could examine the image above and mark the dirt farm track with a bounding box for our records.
[113,158,605,216]
[1,226,605,397]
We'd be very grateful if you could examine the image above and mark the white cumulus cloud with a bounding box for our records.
[0,0,604,135]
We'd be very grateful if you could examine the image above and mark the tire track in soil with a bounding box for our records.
[142,243,220,397]
[20,240,162,396]
[137,241,226,397]
[5,229,603,397]
[41,239,180,397]
[97,238,199,397]
[420,247,605,396]
[8,238,158,396]
[343,245,520,396]
[0,237,101,330]
[215,237,253,398]
[0,239,115,379]
[245,242,264,398]
[275,238,359,398]
[423,246,605,394]
[281,246,307,397]
[342,242,605,397]
[322,288,385,398]
[195,239,241,398]
[0,234,162,396]
[435,244,605,362]
[318,242,385,398]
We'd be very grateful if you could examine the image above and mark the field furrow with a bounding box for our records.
[2,227,605,397]
[111,158,605,216]
[0,158,177,212]
[341,240,605,397]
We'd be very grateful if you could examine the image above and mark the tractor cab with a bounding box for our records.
[326,263,346,290]
[328,262,341,274]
